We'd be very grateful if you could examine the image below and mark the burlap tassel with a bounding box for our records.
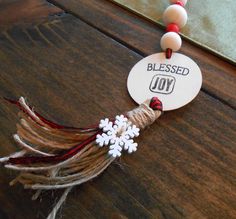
[0,97,162,219]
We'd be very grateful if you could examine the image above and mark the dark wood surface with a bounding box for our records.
[0,1,235,219]
[0,0,63,27]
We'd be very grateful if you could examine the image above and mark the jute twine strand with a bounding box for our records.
[127,101,162,129]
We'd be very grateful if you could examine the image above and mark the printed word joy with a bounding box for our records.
[149,74,175,94]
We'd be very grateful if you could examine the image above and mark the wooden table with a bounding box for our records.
[0,1,235,218]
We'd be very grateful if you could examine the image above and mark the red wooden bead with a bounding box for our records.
[166,23,180,33]
[175,1,184,7]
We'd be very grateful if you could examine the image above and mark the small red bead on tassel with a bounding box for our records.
[149,97,163,111]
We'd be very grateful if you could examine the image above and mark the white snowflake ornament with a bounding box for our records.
[96,115,140,158]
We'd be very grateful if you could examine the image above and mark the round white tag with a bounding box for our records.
[127,53,202,111]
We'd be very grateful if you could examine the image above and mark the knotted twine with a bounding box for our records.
[0,97,162,219]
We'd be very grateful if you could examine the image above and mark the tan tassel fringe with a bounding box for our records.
[0,97,162,219]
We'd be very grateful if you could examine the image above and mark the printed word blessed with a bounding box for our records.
[147,63,189,76]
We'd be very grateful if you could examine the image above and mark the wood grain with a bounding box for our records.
[0,0,63,28]
[0,12,235,219]
[48,0,236,109]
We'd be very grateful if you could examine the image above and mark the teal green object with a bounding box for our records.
[111,0,236,64]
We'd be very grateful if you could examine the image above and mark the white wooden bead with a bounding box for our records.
[169,0,188,5]
[160,32,182,51]
[163,5,188,28]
